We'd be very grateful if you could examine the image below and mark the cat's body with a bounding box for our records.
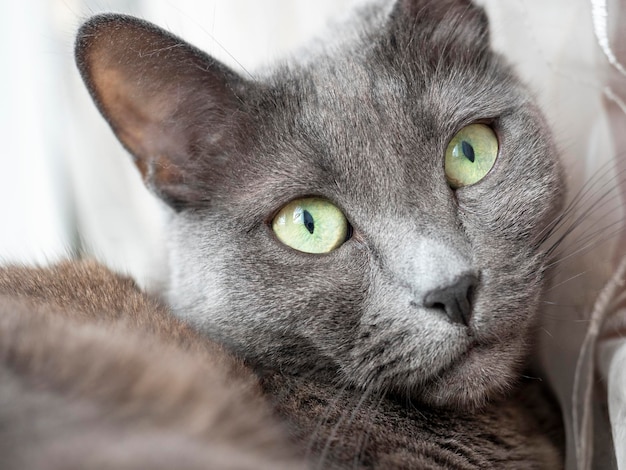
[0,261,562,469]
[0,0,568,467]
[264,374,562,469]
[0,261,304,470]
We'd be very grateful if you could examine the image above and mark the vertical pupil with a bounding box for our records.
[461,140,475,163]
[303,210,315,234]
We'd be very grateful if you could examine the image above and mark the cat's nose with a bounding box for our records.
[423,273,477,326]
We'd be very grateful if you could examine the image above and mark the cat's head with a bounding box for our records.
[76,0,564,409]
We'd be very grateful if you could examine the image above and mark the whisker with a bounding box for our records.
[545,222,625,269]
[305,379,352,464]
[164,3,256,80]
[542,184,623,255]
[315,383,378,470]
[544,271,588,292]
[537,160,626,259]
[352,385,389,469]
[536,161,620,245]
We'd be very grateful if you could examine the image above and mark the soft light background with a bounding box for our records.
[1,1,624,469]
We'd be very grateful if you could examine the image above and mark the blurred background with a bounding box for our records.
[1,1,625,468]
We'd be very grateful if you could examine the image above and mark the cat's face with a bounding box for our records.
[76,0,563,409]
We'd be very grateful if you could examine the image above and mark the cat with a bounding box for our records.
[0,261,562,469]
[75,0,563,409]
[0,0,567,467]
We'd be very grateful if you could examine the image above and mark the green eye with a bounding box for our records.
[272,198,349,254]
[444,124,498,189]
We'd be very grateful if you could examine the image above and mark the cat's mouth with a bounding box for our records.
[419,334,525,409]
[357,313,527,410]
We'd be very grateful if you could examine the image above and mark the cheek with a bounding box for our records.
[225,237,369,339]
[456,138,562,245]
[461,230,544,343]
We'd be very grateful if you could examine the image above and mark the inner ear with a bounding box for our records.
[75,14,251,208]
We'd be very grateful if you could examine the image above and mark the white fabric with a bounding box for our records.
[600,337,626,468]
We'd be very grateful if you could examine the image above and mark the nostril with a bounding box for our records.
[431,302,446,313]
[423,273,477,326]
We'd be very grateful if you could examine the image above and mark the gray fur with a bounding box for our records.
[75,0,563,414]
[0,262,562,469]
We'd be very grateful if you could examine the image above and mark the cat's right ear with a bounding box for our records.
[75,15,251,209]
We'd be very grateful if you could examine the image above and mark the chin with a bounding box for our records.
[418,340,526,410]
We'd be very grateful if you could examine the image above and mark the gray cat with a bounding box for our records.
[0,0,566,468]
[0,261,561,469]
[76,0,562,409]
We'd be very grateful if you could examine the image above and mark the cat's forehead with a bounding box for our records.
[293,36,514,129]
[244,33,519,210]
[215,3,547,229]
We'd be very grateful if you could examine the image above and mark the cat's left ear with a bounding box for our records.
[75,14,252,209]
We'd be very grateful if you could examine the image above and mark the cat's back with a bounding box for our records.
[0,260,303,470]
